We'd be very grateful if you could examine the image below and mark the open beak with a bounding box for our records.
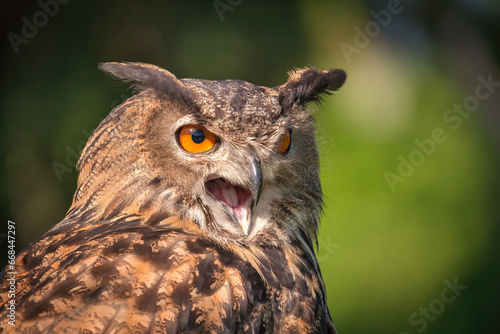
[205,159,262,236]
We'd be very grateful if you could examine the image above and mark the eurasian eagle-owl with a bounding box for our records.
[0,62,346,333]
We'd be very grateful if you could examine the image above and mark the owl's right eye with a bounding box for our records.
[177,125,217,153]
[277,129,292,154]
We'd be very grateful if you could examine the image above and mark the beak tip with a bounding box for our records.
[241,213,251,236]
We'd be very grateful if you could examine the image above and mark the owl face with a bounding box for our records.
[76,62,346,244]
[141,79,323,242]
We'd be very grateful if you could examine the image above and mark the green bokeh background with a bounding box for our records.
[1,1,499,333]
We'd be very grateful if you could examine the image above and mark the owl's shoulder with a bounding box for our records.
[0,215,274,332]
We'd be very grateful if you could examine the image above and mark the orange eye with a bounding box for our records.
[178,125,217,153]
[277,130,292,154]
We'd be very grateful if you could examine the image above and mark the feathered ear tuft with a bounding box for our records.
[278,67,346,110]
[98,62,193,102]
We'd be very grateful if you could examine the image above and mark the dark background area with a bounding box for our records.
[1,0,499,333]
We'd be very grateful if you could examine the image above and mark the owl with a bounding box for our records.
[0,62,346,333]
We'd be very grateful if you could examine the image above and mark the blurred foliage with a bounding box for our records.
[1,0,499,333]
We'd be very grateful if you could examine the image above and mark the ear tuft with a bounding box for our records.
[278,67,346,110]
[98,62,192,102]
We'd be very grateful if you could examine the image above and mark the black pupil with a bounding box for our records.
[192,130,205,144]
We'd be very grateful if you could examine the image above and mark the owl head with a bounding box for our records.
[71,62,345,247]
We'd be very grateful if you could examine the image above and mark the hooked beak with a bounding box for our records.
[242,158,262,234]
[249,158,263,206]
[204,158,262,236]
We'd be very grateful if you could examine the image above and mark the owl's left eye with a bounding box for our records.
[277,129,292,154]
[178,125,217,153]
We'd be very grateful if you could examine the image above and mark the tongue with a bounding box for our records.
[205,179,252,215]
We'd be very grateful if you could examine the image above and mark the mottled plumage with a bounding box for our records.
[0,62,346,333]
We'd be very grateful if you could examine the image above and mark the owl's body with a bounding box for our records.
[0,63,345,333]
